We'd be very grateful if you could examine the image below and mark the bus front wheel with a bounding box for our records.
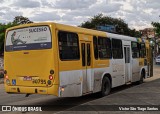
[100,77,111,97]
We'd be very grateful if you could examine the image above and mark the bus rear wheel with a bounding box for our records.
[100,77,111,97]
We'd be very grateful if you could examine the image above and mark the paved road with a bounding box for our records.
[0,65,160,114]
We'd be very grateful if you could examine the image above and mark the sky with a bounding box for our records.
[0,0,159,30]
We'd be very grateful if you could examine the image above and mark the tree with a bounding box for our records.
[151,22,160,55]
[0,32,4,54]
[79,13,141,37]
[0,22,17,54]
[13,16,33,25]
[152,22,160,37]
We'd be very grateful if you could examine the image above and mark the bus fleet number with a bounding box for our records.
[32,79,46,84]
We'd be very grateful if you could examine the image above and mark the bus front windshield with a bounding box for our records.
[5,26,52,52]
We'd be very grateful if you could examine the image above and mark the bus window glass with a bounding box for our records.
[98,37,111,59]
[112,39,123,59]
[81,43,85,66]
[58,31,80,60]
[5,26,52,51]
[87,44,91,66]
[131,42,140,58]
[93,36,98,59]
[140,43,146,58]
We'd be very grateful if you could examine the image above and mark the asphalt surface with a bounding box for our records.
[0,64,160,114]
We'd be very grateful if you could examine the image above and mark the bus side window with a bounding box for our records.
[140,43,146,58]
[112,39,123,59]
[93,36,98,59]
[81,43,85,66]
[98,37,112,59]
[58,31,80,60]
[131,42,140,58]
[87,44,91,66]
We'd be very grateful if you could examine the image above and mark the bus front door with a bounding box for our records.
[81,41,92,94]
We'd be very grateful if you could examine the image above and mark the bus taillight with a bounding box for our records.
[5,75,9,79]
[49,75,53,80]
[5,75,10,85]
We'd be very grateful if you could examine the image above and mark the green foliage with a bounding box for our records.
[0,72,4,78]
[129,29,141,38]
[80,13,141,37]
[0,22,18,53]
[152,22,160,37]
[13,16,33,25]
[0,33,5,53]
[0,16,33,54]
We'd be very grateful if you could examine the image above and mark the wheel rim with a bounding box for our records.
[104,81,109,93]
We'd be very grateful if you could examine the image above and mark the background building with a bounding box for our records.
[140,28,155,39]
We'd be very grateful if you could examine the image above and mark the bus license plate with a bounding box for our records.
[23,76,32,81]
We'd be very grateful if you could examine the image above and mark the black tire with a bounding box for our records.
[137,71,145,84]
[99,77,111,97]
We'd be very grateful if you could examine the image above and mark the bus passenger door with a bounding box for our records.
[124,46,131,83]
[81,41,92,94]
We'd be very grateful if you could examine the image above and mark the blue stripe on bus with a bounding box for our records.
[5,42,52,51]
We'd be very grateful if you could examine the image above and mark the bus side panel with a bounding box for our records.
[132,58,140,82]
[111,59,125,87]
[59,70,82,97]
[110,40,125,87]
[92,61,110,93]
[57,32,83,97]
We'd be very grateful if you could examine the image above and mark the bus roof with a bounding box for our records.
[6,22,144,42]
[55,23,107,37]
[6,22,53,31]
[55,23,143,42]
[106,32,137,42]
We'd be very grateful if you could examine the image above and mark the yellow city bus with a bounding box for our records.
[4,22,153,97]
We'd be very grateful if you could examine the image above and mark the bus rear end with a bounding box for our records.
[4,23,59,96]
